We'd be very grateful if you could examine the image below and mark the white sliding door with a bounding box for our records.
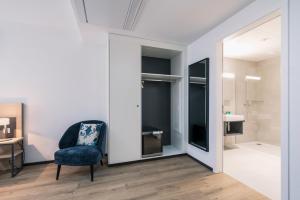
[109,34,141,164]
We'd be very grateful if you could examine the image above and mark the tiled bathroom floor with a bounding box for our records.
[224,141,281,200]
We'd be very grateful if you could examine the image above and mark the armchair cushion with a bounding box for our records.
[58,120,106,153]
[76,123,101,146]
[54,146,101,166]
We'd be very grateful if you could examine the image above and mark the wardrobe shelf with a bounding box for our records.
[142,73,182,82]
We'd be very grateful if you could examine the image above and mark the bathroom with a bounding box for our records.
[222,16,281,200]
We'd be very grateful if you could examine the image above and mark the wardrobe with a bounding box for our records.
[109,34,186,164]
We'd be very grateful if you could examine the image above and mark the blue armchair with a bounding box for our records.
[54,120,106,181]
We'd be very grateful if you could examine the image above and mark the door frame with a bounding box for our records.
[217,9,289,200]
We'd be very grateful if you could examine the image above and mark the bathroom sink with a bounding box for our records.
[223,114,245,122]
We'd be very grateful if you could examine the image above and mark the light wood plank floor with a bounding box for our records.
[0,156,268,200]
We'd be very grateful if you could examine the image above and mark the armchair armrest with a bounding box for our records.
[58,123,81,149]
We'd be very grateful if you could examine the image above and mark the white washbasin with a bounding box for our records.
[223,114,245,122]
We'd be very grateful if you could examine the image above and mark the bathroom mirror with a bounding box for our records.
[188,58,209,152]
[223,74,236,113]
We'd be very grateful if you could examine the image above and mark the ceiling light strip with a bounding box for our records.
[245,75,261,80]
[223,73,235,79]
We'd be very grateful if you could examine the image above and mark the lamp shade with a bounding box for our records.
[0,118,10,126]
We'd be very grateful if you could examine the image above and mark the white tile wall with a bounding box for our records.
[223,57,280,146]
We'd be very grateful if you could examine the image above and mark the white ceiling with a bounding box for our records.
[75,0,255,44]
[223,16,281,62]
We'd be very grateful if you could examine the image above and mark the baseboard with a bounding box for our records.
[24,160,54,166]
[108,153,187,167]
[186,154,213,171]
[23,154,213,171]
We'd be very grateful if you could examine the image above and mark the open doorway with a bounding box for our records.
[222,16,281,199]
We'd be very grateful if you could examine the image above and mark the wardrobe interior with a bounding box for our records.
[141,46,184,158]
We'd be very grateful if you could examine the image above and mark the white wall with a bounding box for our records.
[288,0,300,199]
[186,0,281,172]
[0,0,109,163]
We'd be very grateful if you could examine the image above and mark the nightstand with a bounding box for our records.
[0,137,24,177]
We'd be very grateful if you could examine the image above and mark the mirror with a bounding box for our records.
[188,58,209,152]
[223,74,236,114]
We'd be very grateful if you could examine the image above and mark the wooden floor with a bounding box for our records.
[0,156,268,200]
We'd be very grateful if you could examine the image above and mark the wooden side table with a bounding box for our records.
[0,137,24,177]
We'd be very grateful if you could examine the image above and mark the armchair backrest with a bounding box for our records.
[59,120,106,156]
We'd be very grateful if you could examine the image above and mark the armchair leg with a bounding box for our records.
[100,160,104,166]
[90,165,94,182]
[56,165,61,180]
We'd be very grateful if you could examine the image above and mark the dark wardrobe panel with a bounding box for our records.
[142,81,171,145]
[189,63,206,77]
[142,56,171,146]
[142,56,171,74]
[188,58,209,152]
